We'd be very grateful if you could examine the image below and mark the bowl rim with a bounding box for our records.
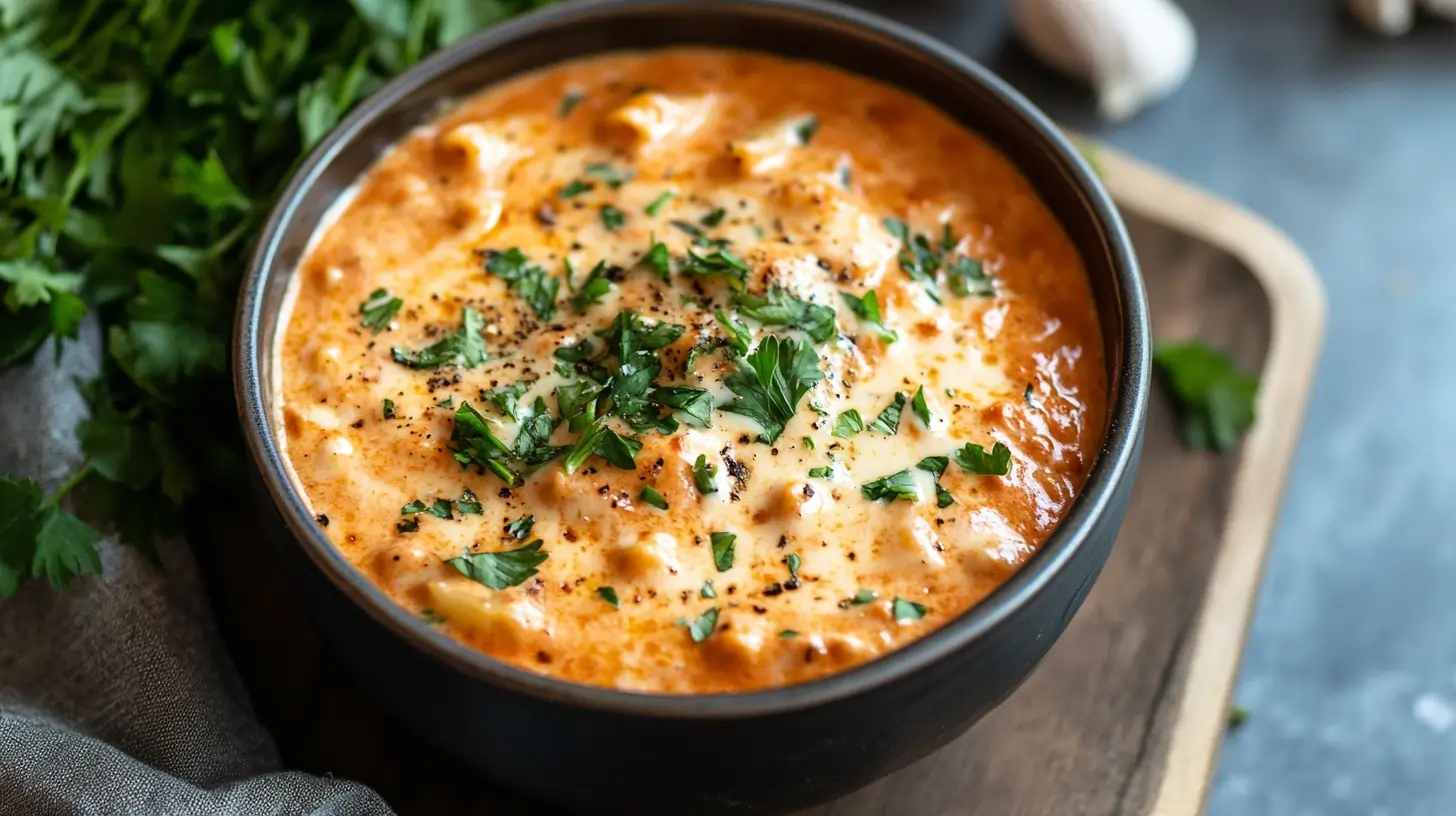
[234,0,1150,720]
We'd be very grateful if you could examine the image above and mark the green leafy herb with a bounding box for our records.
[916,455,955,508]
[560,90,584,117]
[483,248,559,320]
[682,248,750,291]
[861,469,919,503]
[1024,383,1040,410]
[419,609,446,625]
[790,115,819,145]
[840,290,896,343]
[599,204,626,231]
[688,607,719,642]
[359,288,402,334]
[448,540,548,590]
[456,489,482,515]
[911,386,932,427]
[700,580,717,599]
[597,586,620,608]
[714,310,753,356]
[585,162,631,189]
[1154,341,1259,452]
[593,427,641,470]
[449,402,519,485]
[435,396,454,408]
[953,441,1013,476]
[733,287,837,343]
[722,336,825,444]
[505,515,535,540]
[401,500,427,514]
[882,219,988,302]
[640,485,668,510]
[0,478,102,596]
[802,436,816,451]
[482,381,529,419]
[785,552,802,580]
[392,308,490,370]
[645,191,676,216]
[868,392,907,434]
[427,498,454,519]
[808,466,833,479]
[850,588,877,605]
[692,454,719,495]
[397,518,419,534]
[649,386,713,428]
[382,398,396,419]
[669,219,729,249]
[710,531,736,572]
[947,256,994,297]
[699,207,727,227]
[570,260,614,312]
[778,630,798,638]
[640,237,672,280]
[892,596,927,622]
[559,179,594,198]
[832,410,864,439]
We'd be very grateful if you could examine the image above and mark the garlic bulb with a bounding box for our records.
[1348,0,1456,36]
[1012,0,1197,122]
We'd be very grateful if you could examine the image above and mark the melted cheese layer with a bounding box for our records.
[277,49,1106,693]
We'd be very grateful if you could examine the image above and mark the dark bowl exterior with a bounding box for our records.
[234,1,1150,813]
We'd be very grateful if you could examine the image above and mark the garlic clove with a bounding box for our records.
[1012,0,1198,122]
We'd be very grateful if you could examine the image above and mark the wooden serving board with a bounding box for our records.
[194,145,1324,816]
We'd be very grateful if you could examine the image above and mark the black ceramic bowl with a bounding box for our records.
[235,0,1150,812]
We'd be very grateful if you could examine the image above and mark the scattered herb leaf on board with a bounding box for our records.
[1153,341,1259,452]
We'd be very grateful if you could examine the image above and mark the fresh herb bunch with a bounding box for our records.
[0,0,554,598]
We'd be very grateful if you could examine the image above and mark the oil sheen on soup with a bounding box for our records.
[277,48,1106,694]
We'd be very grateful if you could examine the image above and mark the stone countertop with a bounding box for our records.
[854,0,1456,813]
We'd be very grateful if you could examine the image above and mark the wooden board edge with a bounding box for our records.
[1078,141,1328,815]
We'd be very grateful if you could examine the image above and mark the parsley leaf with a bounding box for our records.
[359,288,402,334]
[1,478,101,597]
[585,162,631,189]
[505,515,535,539]
[448,540,548,590]
[807,466,833,478]
[689,607,719,642]
[560,90,584,117]
[892,597,927,622]
[953,441,1013,476]
[861,469,919,503]
[850,588,877,605]
[714,310,753,356]
[560,179,594,198]
[645,191,675,215]
[947,256,994,297]
[840,290,896,343]
[790,115,819,145]
[449,402,519,485]
[392,308,489,370]
[911,386,933,427]
[692,454,719,495]
[832,410,864,439]
[710,531,736,572]
[733,287,837,343]
[649,386,713,428]
[599,204,626,231]
[1154,341,1259,452]
[722,336,825,444]
[382,399,396,419]
[483,248,559,320]
[427,498,454,519]
[640,486,668,510]
[482,381,529,419]
[570,260,614,312]
[700,580,717,598]
[699,207,727,227]
[682,248,750,291]
[639,237,672,280]
[456,489,482,515]
[597,586,620,608]
[401,500,427,514]
[916,455,955,508]
[868,392,907,434]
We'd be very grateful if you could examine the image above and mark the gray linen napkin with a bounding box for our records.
[0,322,395,816]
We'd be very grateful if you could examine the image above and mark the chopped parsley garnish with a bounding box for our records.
[916,455,955,508]
[953,441,1013,476]
[850,588,877,605]
[947,256,994,297]
[482,381,529,419]
[861,469,919,503]
[689,607,719,642]
[483,248,559,320]
[649,386,713,428]
[511,397,564,465]
[391,307,489,370]
[732,287,837,343]
[790,115,819,145]
[669,219,729,249]
[803,436,816,451]
[892,596,927,622]
[427,498,454,519]
[563,418,639,473]
[692,454,719,495]
[435,396,454,408]
[449,402,520,485]
[911,386,933,427]
[456,489,482,515]
[597,586,620,608]
[710,532,736,572]
[837,161,853,189]
[640,237,672,280]
[559,179,594,198]
[868,392,907,434]
[645,191,676,215]
[401,500,427,514]
[419,609,446,625]
[807,466,833,479]
[882,219,992,302]
[714,310,753,355]
[722,335,825,444]
[448,540,548,590]
[778,630,798,638]
[682,247,750,291]
[700,580,717,599]
[505,515,535,539]
[640,486,669,510]
[396,518,419,534]
[832,410,864,439]
[382,398,396,419]
[699,207,727,227]
[570,260,613,312]
[1024,383,1040,410]
[359,288,402,335]
[599,204,626,231]
[1154,341,1259,452]
[839,290,896,343]
[785,552,802,580]
[560,90,584,117]
[585,162,631,189]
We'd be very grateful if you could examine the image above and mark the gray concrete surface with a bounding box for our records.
[853,0,1456,813]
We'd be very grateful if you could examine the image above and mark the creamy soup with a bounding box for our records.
[276,48,1105,693]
